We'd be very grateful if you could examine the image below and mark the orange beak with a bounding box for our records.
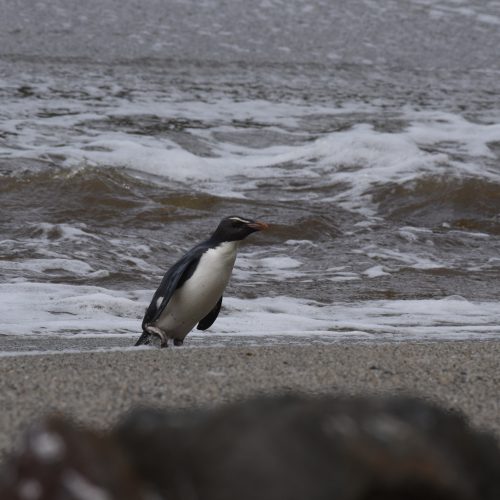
[247,220,269,231]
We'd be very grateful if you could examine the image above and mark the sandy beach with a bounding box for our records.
[1,340,499,456]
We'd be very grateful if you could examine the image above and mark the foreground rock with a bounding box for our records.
[2,395,500,499]
[0,416,144,500]
[115,395,500,500]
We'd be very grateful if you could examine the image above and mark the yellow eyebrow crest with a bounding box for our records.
[229,217,250,224]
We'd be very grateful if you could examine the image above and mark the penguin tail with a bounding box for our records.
[134,330,151,346]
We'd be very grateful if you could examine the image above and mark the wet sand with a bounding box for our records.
[1,340,499,456]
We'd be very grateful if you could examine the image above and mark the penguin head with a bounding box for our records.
[211,216,269,243]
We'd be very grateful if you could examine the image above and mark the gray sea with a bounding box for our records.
[1,0,500,353]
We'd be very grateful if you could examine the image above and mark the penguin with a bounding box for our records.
[135,216,269,347]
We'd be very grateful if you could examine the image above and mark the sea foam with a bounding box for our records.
[1,283,499,342]
[2,88,499,216]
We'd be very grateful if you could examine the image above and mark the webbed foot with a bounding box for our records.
[145,325,168,348]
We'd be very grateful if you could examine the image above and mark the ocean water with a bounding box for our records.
[1,0,500,352]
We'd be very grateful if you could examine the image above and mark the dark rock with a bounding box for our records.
[115,395,500,500]
[0,415,144,500]
[2,395,500,500]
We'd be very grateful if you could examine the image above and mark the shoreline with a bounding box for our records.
[1,340,499,456]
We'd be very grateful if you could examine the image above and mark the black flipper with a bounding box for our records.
[141,253,203,330]
[134,331,151,346]
[197,296,222,331]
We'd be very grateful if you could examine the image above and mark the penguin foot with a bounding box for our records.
[145,325,168,348]
[173,338,184,347]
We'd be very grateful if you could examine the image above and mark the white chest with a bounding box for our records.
[156,241,239,338]
[189,241,239,290]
